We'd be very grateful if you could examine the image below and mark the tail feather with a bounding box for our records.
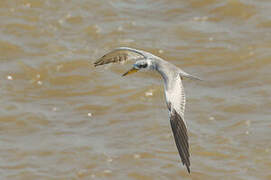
[179,70,203,81]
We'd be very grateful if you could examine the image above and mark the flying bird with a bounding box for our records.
[94,47,201,173]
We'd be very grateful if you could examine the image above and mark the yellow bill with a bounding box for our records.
[122,67,139,76]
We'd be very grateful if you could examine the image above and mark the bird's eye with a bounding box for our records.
[139,64,147,68]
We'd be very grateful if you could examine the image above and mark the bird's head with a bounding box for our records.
[122,59,155,76]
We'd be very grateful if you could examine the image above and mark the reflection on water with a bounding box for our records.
[0,0,271,179]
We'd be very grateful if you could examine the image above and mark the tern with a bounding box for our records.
[94,47,201,173]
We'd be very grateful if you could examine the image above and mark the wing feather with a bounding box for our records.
[170,109,190,173]
[94,47,146,67]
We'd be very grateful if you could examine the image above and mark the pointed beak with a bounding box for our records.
[122,67,139,76]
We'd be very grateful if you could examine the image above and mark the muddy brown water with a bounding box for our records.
[0,0,271,179]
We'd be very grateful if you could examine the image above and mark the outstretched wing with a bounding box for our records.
[166,75,190,173]
[170,109,190,173]
[94,47,147,67]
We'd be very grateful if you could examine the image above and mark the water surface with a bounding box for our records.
[0,0,271,179]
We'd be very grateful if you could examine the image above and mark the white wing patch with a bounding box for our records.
[165,75,186,118]
[179,78,186,118]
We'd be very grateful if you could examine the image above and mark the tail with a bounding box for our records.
[179,70,203,81]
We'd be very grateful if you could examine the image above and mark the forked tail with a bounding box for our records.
[179,70,202,81]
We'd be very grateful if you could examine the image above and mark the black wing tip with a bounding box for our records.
[93,60,105,67]
[93,60,99,67]
[182,158,191,173]
[93,54,107,67]
[180,161,190,173]
[170,109,191,174]
[93,63,99,67]
[186,164,191,173]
